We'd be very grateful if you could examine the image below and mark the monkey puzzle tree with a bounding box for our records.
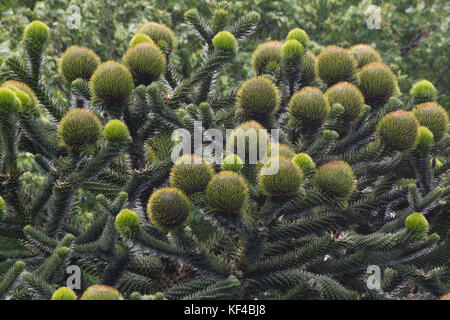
[0,1,448,300]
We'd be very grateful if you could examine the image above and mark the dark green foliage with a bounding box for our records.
[169,154,215,195]
[376,111,419,151]
[0,261,25,299]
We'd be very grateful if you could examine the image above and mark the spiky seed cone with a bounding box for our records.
[54,246,70,259]
[198,102,213,122]
[147,187,190,230]
[286,28,309,47]
[115,209,140,236]
[129,33,154,48]
[104,119,130,143]
[292,153,315,174]
[221,154,244,172]
[325,82,365,120]
[0,87,21,115]
[145,142,156,164]
[412,102,448,141]
[236,76,280,116]
[270,143,296,159]
[281,39,304,59]
[81,285,123,300]
[259,157,303,197]
[90,61,134,104]
[405,212,429,234]
[288,87,330,125]
[226,121,270,161]
[176,107,188,119]
[0,196,4,220]
[322,129,339,142]
[439,293,450,300]
[376,111,419,151]
[59,46,101,83]
[122,43,166,86]
[212,31,237,52]
[51,287,77,300]
[205,171,249,212]
[313,161,356,200]
[153,292,166,300]
[23,20,49,44]
[358,62,396,103]
[57,109,102,150]
[300,51,316,83]
[350,44,381,69]
[410,80,437,102]
[23,20,49,81]
[316,45,356,86]
[251,41,282,74]
[169,154,215,195]
[138,22,176,53]
[1,81,38,111]
[415,126,434,151]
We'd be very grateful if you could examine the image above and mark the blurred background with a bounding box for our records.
[0,0,448,108]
